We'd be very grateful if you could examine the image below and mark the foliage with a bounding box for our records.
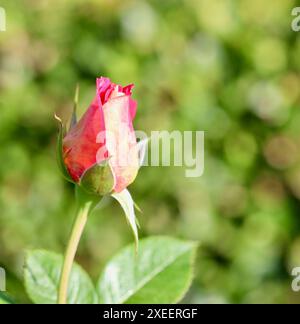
[24,237,196,304]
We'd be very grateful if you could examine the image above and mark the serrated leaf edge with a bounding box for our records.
[24,249,97,304]
[97,237,198,304]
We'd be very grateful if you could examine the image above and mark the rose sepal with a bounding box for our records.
[79,159,116,196]
[54,114,76,184]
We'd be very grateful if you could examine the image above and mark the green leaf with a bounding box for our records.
[80,160,115,196]
[0,292,13,304]
[112,189,139,251]
[97,236,197,304]
[24,250,97,304]
[54,114,74,183]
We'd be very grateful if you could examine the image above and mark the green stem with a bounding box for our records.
[57,200,93,304]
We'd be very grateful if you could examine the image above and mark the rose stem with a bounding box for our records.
[57,200,93,304]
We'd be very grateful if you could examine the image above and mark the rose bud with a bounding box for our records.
[56,77,139,196]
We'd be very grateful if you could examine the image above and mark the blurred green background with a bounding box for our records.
[1,0,300,304]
